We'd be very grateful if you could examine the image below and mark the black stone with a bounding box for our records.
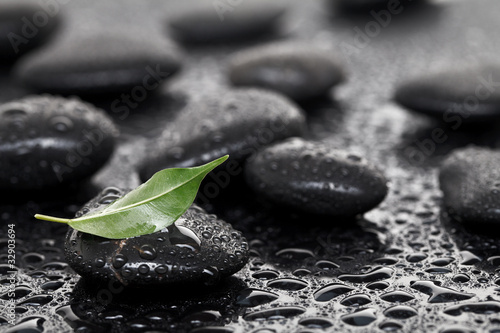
[229,43,345,101]
[140,89,306,180]
[0,0,60,62]
[244,138,388,217]
[0,95,118,190]
[13,32,182,94]
[394,65,500,122]
[65,187,249,286]
[439,146,500,224]
[168,1,286,44]
[332,0,420,11]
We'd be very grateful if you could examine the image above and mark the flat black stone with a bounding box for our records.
[228,43,345,101]
[332,0,421,11]
[394,65,500,123]
[0,95,118,190]
[13,32,182,94]
[168,1,286,44]
[140,89,306,180]
[244,138,388,217]
[439,146,500,224]
[65,188,249,287]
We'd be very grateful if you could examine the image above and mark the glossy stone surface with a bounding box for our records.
[229,43,345,100]
[439,146,500,224]
[13,33,182,94]
[168,1,286,43]
[332,0,421,11]
[2,1,500,332]
[140,89,306,180]
[244,138,388,216]
[65,188,249,286]
[395,65,500,122]
[0,95,118,190]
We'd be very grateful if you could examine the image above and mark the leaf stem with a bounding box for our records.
[34,214,71,224]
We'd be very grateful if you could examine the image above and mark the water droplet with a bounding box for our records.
[299,317,333,329]
[341,294,372,307]
[430,257,455,267]
[244,306,306,321]
[314,283,354,302]
[22,253,45,265]
[406,253,427,263]
[338,267,393,283]
[452,274,470,283]
[112,254,128,269]
[410,281,474,303]
[275,248,315,260]
[138,264,150,274]
[366,281,390,290]
[292,268,311,277]
[315,260,339,270]
[252,270,279,280]
[379,321,403,332]
[236,289,279,307]
[6,317,46,332]
[138,244,157,260]
[41,281,64,291]
[444,301,500,316]
[94,258,105,268]
[50,115,74,133]
[19,294,53,306]
[460,251,481,265]
[380,290,415,303]
[425,267,452,274]
[0,286,32,300]
[267,278,308,291]
[341,308,377,326]
[384,305,418,319]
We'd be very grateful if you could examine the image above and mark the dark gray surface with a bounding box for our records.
[1,1,500,332]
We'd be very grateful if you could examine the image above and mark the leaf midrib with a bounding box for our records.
[72,168,205,222]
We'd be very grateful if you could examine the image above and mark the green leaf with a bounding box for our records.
[35,155,229,239]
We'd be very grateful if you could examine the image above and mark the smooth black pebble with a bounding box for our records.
[245,138,388,217]
[439,146,500,224]
[140,89,306,179]
[0,0,60,62]
[395,65,500,122]
[13,32,182,94]
[229,43,345,101]
[245,138,387,217]
[168,1,286,44]
[65,187,249,286]
[0,95,118,190]
[332,0,419,11]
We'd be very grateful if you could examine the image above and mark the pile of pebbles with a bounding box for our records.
[1,0,500,332]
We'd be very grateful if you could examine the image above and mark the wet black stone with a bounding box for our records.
[244,138,388,217]
[229,43,345,101]
[332,0,422,11]
[0,95,118,190]
[394,65,500,123]
[65,188,249,287]
[140,89,305,179]
[439,146,500,224]
[0,0,60,62]
[168,1,286,44]
[13,32,182,94]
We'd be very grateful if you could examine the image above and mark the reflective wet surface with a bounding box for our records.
[2,1,500,332]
